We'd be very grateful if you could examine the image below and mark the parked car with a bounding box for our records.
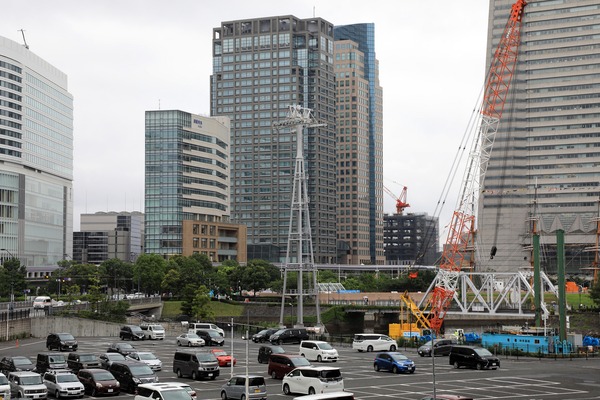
[125,352,162,371]
[292,393,354,400]
[134,383,191,400]
[46,333,78,351]
[108,361,158,393]
[252,329,277,343]
[77,368,120,396]
[449,345,500,370]
[373,352,415,374]
[282,366,344,396]
[107,342,136,356]
[172,350,219,381]
[269,328,308,345]
[67,353,101,373]
[35,353,68,374]
[176,333,205,347]
[187,323,225,337]
[139,324,165,340]
[417,339,456,357]
[143,382,196,400]
[195,330,224,346]
[98,353,126,370]
[268,354,311,380]
[0,372,10,400]
[8,371,47,399]
[299,341,339,362]
[257,345,285,364]
[119,325,145,341]
[0,356,35,374]
[351,334,397,352]
[43,370,85,398]
[220,375,267,400]
[210,349,236,367]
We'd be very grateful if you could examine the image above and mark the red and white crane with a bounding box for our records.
[427,0,528,334]
[384,185,410,215]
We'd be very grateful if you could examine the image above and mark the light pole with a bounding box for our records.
[230,318,234,378]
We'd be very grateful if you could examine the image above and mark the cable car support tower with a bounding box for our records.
[274,105,326,328]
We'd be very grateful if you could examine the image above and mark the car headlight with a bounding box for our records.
[95,383,103,389]
[133,377,142,384]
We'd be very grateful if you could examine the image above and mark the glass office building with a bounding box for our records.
[144,110,230,256]
[210,16,337,263]
[478,0,600,274]
[0,35,73,266]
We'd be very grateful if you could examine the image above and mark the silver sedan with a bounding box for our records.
[176,333,205,347]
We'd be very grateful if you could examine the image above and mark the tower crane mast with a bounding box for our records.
[427,0,527,334]
[384,185,410,215]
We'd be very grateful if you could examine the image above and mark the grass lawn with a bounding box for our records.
[162,300,244,318]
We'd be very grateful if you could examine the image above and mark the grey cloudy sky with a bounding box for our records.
[5,0,490,238]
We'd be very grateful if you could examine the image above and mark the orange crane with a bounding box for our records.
[427,0,527,334]
[384,185,410,215]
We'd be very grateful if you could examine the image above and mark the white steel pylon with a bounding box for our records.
[274,105,326,328]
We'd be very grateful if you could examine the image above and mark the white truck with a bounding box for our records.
[140,324,165,340]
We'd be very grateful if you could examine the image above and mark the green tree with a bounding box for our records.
[1,257,27,300]
[190,285,214,321]
[589,281,600,306]
[102,258,133,295]
[134,254,167,295]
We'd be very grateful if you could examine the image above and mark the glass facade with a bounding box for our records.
[0,36,73,266]
[479,0,600,274]
[211,16,338,264]
[144,110,230,257]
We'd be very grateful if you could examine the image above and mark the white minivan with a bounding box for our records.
[351,333,397,352]
[187,323,225,337]
[282,366,343,396]
[33,296,52,309]
[299,341,339,362]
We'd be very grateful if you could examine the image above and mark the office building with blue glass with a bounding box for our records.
[0,35,74,267]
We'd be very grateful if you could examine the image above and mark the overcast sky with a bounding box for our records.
[5,0,490,239]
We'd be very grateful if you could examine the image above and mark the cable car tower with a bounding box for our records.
[274,105,326,328]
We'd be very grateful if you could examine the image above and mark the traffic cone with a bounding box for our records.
[15,339,19,348]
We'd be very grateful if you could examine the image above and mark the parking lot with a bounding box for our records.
[2,332,600,399]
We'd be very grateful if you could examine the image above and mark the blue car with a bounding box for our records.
[373,352,415,374]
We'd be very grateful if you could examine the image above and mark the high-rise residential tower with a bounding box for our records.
[478,1,600,274]
[211,16,337,263]
[0,36,74,266]
[144,111,232,259]
[333,24,384,265]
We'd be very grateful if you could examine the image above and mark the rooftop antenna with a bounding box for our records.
[18,29,29,49]
[313,6,316,17]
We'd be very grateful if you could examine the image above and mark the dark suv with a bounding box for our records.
[119,325,145,341]
[108,361,157,393]
[449,345,500,370]
[35,352,68,374]
[269,328,308,345]
[46,333,78,351]
[67,353,101,373]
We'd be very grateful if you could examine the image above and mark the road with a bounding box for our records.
[2,333,600,400]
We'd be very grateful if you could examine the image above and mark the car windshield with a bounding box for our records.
[161,388,193,400]
[49,355,66,363]
[92,372,115,381]
[22,375,43,385]
[129,365,153,375]
[208,331,221,337]
[131,327,143,333]
[270,346,285,354]
[257,330,270,335]
[196,353,217,362]
[290,357,311,366]
[318,343,333,350]
[273,329,285,335]
[79,355,96,362]
[13,357,32,366]
[474,348,494,357]
[390,354,409,361]
[213,351,227,357]
[108,354,125,360]
[138,353,157,360]
[186,334,200,339]
[57,375,79,383]
[0,375,7,385]
[119,343,134,349]
[58,334,75,340]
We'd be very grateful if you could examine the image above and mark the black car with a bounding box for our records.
[107,342,136,356]
[67,352,101,373]
[119,325,145,341]
[46,332,78,351]
[0,356,34,374]
[108,361,157,393]
[257,345,285,364]
[268,328,309,345]
[196,330,225,346]
[252,329,278,343]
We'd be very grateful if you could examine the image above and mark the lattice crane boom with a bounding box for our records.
[384,185,410,215]
[428,0,527,334]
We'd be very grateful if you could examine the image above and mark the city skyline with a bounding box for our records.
[5,0,490,247]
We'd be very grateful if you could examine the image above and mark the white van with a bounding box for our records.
[140,324,165,340]
[299,341,339,362]
[187,323,224,337]
[33,296,52,309]
[351,333,397,352]
[282,366,344,396]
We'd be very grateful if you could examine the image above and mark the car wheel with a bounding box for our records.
[374,363,380,372]
[221,392,228,400]
[283,384,291,395]
[453,361,460,369]
[191,371,198,380]
[392,366,399,374]
[317,355,322,362]
[220,342,224,346]
[91,388,98,397]
[358,349,363,353]
[176,369,183,378]
[409,369,415,374]
[56,390,61,398]
[367,345,373,352]
[476,363,483,370]
[278,340,283,345]
[308,387,316,395]
[188,342,192,347]
[241,395,246,400]
[390,345,397,351]
[271,371,277,379]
